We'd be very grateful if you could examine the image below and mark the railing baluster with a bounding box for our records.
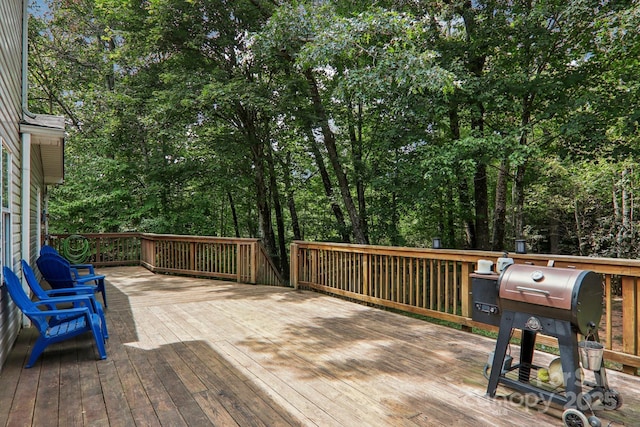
[605,274,613,350]
[46,235,640,374]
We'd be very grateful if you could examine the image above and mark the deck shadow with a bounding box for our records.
[4,266,638,426]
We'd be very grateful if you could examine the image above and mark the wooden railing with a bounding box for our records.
[139,233,284,286]
[48,233,141,266]
[47,234,639,374]
[290,241,640,375]
[48,233,285,287]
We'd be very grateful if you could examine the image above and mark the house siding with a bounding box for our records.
[0,0,25,371]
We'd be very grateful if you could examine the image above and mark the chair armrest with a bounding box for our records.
[28,306,90,317]
[45,287,94,296]
[71,264,95,275]
[76,275,105,285]
[34,296,100,313]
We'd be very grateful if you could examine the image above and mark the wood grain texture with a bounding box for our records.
[1,266,639,426]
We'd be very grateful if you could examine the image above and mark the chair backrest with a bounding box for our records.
[3,267,49,332]
[40,245,60,255]
[40,245,59,256]
[36,253,75,289]
[21,260,49,300]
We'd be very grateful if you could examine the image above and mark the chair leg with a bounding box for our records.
[92,300,109,340]
[89,314,107,360]
[99,279,107,308]
[26,336,48,368]
[101,316,109,341]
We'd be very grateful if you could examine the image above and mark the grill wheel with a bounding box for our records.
[561,408,603,427]
[562,408,588,426]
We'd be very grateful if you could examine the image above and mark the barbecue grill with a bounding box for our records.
[498,265,602,336]
[474,262,622,426]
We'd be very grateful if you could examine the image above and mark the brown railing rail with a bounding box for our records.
[47,234,639,374]
[290,241,640,375]
[48,233,285,287]
[139,233,285,286]
[48,233,141,266]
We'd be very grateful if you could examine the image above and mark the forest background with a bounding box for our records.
[28,0,640,277]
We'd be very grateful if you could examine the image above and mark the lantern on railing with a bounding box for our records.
[432,237,442,249]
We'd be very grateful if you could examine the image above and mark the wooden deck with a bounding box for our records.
[1,267,639,426]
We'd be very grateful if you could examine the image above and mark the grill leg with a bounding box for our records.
[589,332,609,389]
[557,323,582,409]
[487,312,514,397]
[519,329,536,382]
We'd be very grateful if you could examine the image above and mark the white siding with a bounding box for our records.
[0,0,25,372]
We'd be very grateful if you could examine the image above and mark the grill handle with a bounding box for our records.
[515,286,551,296]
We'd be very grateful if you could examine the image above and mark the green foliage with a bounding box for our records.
[30,0,640,257]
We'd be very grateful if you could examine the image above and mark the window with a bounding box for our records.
[1,143,11,269]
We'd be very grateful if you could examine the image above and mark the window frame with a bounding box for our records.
[1,141,13,270]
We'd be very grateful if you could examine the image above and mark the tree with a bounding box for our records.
[29,0,640,259]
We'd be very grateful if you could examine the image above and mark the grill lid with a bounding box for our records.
[499,264,585,310]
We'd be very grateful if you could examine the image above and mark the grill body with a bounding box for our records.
[471,273,501,326]
[498,264,603,336]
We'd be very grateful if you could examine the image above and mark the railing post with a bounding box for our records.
[362,253,369,297]
[311,249,318,285]
[622,276,638,374]
[140,235,146,266]
[461,262,472,318]
[95,237,101,264]
[236,243,242,283]
[290,242,299,289]
[153,238,159,270]
[190,242,196,272]
[251,241,257,284]
[144,236,151,268]
[605,275,612,350]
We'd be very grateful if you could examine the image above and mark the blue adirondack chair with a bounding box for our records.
[41,245,96,277]
[36,252,108,308]
[22,260,108,339]
[3,266,107,368]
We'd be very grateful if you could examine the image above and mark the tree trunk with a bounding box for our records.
[283,152,302,241]
[308,131,350,242]
[445,179,455,247]
[278,52,348,242]
[266,144,289,278]
[459,3,489,249]
[514,163,526,239]
[227,191,240,238]
[219,197,225,236]
[491,160,509,251]
[513,93,534,241]
[549,214,559,254]
[449,102,474,248]
[613,176,621,222]
[617,168,632,258]
[472,105,489,250]
[574,198,584,256]
[389,147,401,245]
[238,105,278,261]
[305,69,368,244]
[348,100,369,242]
[251,142,277,260]
[474,162,490,250]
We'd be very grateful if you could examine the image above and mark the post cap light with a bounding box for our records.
[432,237,442,249]
[515,239,526,254]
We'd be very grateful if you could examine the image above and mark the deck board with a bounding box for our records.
[1,266,640,426]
